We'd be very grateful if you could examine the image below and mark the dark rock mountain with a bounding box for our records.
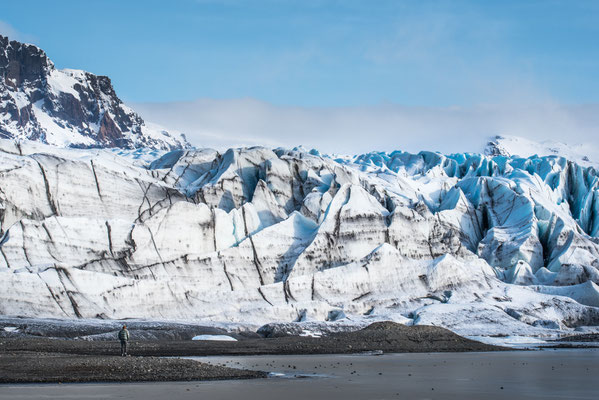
[0,35,189,150]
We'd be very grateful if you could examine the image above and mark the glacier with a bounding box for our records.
[1,138,599,339]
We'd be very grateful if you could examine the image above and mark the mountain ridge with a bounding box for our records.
[0,35,190,150]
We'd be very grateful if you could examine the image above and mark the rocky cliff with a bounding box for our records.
[0,35,189,150]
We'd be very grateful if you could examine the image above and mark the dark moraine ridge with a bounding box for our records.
[1,322,503,357]
[554,333,599,342]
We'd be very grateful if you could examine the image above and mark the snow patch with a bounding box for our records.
[191,335,237,341]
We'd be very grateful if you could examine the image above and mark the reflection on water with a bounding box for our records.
[193,349,599,400]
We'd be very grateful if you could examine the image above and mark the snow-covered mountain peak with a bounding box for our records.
[484,135,599,168]
[0,35,190,150]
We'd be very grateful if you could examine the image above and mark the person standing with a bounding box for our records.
[118,325,130,356]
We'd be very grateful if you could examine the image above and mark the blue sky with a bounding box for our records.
[3,0,599,106]
[1,0,598,152]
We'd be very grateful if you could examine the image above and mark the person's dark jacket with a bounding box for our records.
[118,328,129,341]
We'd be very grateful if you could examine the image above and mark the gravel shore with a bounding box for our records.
[0,352,266,383]
[0,322,503,383]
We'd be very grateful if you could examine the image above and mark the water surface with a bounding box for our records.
[1,349,597,399]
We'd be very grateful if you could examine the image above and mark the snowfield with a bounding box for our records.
[1,137,599,340]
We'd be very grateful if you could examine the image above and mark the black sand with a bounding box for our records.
[0,352,266,383]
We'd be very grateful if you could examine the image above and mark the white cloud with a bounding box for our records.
[133,99,599,155]
[0,20,36,43]
[0,21,19,40]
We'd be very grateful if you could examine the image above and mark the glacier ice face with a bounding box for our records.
[1,139,599,337]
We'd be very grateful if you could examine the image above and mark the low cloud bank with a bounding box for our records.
[133,99,599,155]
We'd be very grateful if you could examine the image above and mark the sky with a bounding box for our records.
[1,0,598,154]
